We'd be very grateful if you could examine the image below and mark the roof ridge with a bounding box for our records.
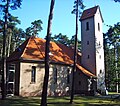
[85,5,98,11]
[32,37,45,58]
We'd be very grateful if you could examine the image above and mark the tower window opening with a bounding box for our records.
[98,23,100,31]
[87,41,89,45]
[87,11,91,15]
[99,41,100,45]
[87,55,90,59]
[86,22,89,31]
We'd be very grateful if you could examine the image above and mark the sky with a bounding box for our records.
[1,0,120,40]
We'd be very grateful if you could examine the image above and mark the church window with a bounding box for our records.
[31,66,36,83]
[98,23,100,31]
[67,69,70,84]
[54,67,57,84]
[86,22,89,30]
[99,55,101,59]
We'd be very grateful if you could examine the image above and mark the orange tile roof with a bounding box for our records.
[21,37,46,60]
[76,64,96,77]
[7,36,95,77]
[7,37,76,64]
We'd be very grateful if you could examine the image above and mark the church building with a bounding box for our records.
[2,5,106,97]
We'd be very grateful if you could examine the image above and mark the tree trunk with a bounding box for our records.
[0,48,2,58]
[13,41,17,51]
[114,43,119,93]
[70,0,78,104]
[7,28,12,57]
[41,0,55,106]
[1,0,9,100]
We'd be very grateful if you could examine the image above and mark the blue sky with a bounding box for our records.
[6,0,120,39]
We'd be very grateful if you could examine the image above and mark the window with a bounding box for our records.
[8,64,15,82]
[9,71,14,82]
[54,67,57,84]
[67,69,70,84]
[31,66,36,83]
[99,55,101,59]
[79,81,81,85]
[99,41,101,46]
[87,41,89,45]
[100,70,102,74]
[87,11,91,15]
[86,22,89,30]
[87,55,90,59]
[98,23,100,31]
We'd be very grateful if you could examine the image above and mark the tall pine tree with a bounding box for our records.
[0,0,22,100]
[70,0,85,103]
[41,0,55,106]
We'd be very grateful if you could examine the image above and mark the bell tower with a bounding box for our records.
[80,6,106,92]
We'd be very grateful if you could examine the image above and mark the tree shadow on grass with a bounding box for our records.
[0,96,40,106]
[0,96,120,106]
[48,102,119,106]
[48,102,86,106]
[47,96,120,106]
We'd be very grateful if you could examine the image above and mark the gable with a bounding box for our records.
[7,38,30,62]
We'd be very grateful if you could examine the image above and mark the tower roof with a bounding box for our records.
[80,5,103,22]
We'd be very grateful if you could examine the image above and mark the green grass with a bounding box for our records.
[0,95,120,106]
[108,92,120,95]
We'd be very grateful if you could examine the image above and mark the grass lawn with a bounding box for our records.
[0,95,120,106]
